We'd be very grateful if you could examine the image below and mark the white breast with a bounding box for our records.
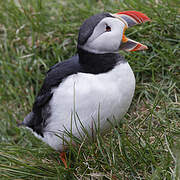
[36,61,135,151]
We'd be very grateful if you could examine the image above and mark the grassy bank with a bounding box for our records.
[0,0,179,179]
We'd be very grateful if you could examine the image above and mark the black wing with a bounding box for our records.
[22,55,81,136]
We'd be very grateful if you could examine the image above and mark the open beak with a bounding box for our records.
[111,11,151,52]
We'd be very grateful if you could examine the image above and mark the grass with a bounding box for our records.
[0,0,179,179]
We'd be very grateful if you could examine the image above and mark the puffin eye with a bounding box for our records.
[105,25,111,32]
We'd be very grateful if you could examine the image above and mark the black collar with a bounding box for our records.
[78,48,125,74]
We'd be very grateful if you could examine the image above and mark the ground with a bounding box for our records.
[0,0,179,179]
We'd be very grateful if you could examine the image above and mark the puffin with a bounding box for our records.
[21,11,150,167]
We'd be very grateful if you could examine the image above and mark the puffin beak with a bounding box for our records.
[111,11,151,52]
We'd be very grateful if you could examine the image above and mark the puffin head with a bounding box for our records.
[78,11,150,54]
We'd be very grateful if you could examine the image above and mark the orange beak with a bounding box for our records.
[111,11,151,52]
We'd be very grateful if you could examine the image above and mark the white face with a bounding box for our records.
[80,17,126,54]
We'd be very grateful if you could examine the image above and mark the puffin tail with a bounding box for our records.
[19,112,44,137]
[18,112,34,127]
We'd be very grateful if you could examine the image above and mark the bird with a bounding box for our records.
[21,11,150,167]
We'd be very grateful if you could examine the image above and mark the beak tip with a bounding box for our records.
[144,45,148,50]
[130,43,148,52]
[143,17,151,23]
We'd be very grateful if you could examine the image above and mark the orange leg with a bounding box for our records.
[60,152,68,168]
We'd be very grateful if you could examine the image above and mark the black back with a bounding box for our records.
[23,55,81,136]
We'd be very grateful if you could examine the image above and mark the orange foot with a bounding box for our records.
[60,152,68,168]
